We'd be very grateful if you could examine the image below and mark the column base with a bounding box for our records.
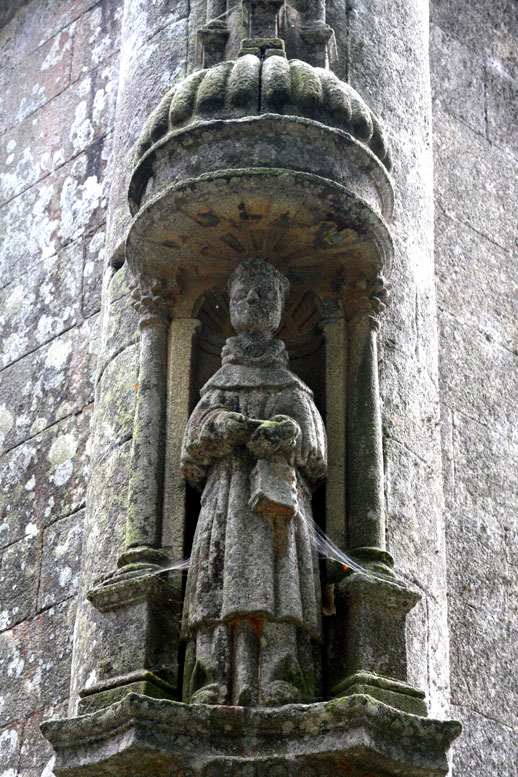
[83,567,183,713]
[327,571,424,716]
[332,671,427,717]
[41,694,461,777]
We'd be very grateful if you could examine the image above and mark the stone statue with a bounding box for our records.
[181,258,327,706]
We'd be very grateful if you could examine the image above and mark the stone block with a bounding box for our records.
[83,441,131,584]
[71,0,123,82]
[0,535,39,632]
[99,277,139,376]
[0,24,74,135]
[105,17,188,257]
[0,59,119,206]
[38,510,85,611]
[0,241,82,370]
[384,438,446,597]
[0,135,112,287]
[18,700,68,777]
[0,410,92,550]
[446,502,518,728]
[8,0,102,63]
[346,0,431,141]
[380,345,441,468]
[487,62,518,157]
[0,321,96,454]
[431,0,517,72]
[0,599,76,727]
[434,210,518,350]
[451,411,518,523]
[0,721,22,774]
[450,705,518,777]
[82,227,106,318]
[439,312,518,443]
[430,23,486,136]
[91,345,138,466]
[433,107,518,252]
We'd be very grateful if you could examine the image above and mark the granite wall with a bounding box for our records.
[0,0,516,774]
[430,0,518,772]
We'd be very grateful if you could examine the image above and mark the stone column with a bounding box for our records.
[345,280,392,573]
[118,308,169,568]
[162,317,201,560]
[322,316,347,551]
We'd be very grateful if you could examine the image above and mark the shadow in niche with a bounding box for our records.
[179,283,332,700]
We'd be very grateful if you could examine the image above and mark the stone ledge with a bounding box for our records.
[41,693,461,777]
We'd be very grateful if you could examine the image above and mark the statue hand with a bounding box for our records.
[213,411,255,445]
[247,415,300,459]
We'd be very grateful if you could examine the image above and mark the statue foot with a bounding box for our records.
[235,684,257,706]
[190,683,227,705]
[261,680,301,706]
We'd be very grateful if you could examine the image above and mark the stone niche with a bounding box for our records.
[41,22,461,777]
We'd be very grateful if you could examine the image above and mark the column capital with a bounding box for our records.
[128,273,180,328]
[343,272,391,327]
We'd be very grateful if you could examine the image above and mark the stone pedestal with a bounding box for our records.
[42,693,461,777]
[329,574,426,717]
[79,572,183,714]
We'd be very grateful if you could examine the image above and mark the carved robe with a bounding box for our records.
[181,337,326,703]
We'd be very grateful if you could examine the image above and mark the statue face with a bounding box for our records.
[229,275,284,335]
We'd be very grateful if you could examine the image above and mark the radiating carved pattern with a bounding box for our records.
[194,286,324,357]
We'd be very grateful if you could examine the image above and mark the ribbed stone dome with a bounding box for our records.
[135,55,391,169]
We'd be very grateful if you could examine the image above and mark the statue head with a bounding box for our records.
[228,258,290,336]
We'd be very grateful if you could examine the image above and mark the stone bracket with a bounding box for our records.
[41,693,462,777]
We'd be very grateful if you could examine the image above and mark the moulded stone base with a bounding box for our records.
[41,693,461,777]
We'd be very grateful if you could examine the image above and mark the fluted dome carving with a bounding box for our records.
[135,55,391,169]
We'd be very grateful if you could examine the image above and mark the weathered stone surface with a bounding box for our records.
[0,25,74,135]
[91,345,138,464]
[70,0,123,82]
[439,312,518,444]
[105,16,189,257]
[0,720,22,775]
[18,700,68,777]
[0,599,76,727]
[0,136,112,287]
[98,268,140,375]
[38,510,85,611]
[434,107,518,252]
[449,706,518,777]
[431,0,518,73]
[82,227,107,318]
[0,319,97,454]
[450,412,518,524]
[0,60,119,206]
[41,693,461,777]
[5,0,101,64]
[0,535,39,633]
[429,24,486,137]
[434,209,518,350]
[486,60,518,157]
[0,241,82,370]
[0,410,92,551]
